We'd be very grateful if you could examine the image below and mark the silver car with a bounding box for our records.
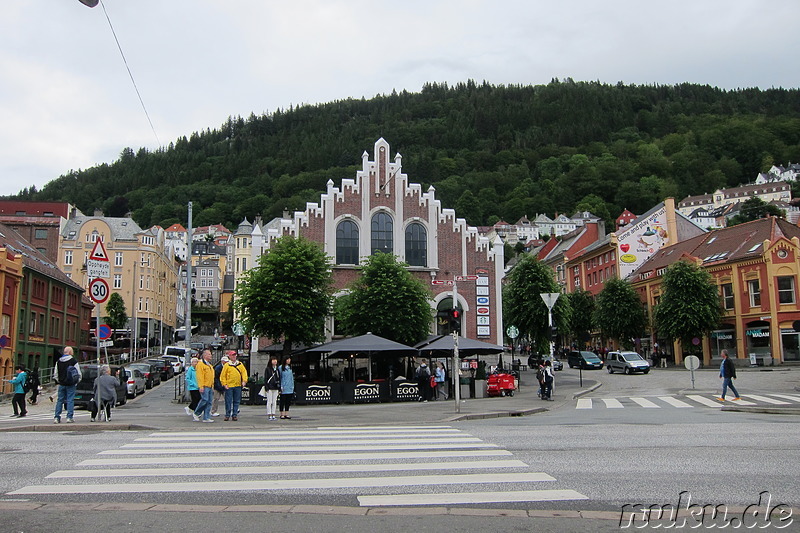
[123,367,147,397]
[607,351,650,374]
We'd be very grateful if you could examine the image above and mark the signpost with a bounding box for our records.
[89,278,110,304]
[88,238,110,362]
[540,293,560,359]
[684,355,701,389]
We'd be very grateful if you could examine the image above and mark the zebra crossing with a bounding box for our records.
[575,393,800,410]
[8,426,588,507]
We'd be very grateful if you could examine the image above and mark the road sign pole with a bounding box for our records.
[452,331,460,414]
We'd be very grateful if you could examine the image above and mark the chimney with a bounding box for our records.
[93,208,104,217]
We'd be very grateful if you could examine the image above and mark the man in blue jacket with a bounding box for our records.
[717,350,741,402]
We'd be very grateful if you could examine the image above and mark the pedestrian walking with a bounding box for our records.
[717,350,741,402]
[434,361,448,400]
[27,365,40,405]
[535,360,545,398]
[279,356,294,419]
[542,360,554,401]
[53,346,81,423]
[211,354,229,417]
[5,365,28,418]
[193,349,215,423]
[184,357,200,416]
[89,365,118,422]
[415,359,431,402]
[221,351,248,421]
[264,356,281,420]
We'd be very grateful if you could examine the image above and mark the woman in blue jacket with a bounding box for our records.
[279,357,294,420]
[5,365,28,418]
[184,357,200,416]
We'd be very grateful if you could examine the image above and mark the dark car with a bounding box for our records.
[74,364,128,409]
[147,358,175,381]
[128,362,162,389]
[567,350,604,370]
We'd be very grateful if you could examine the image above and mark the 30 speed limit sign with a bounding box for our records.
[89,278,110,304]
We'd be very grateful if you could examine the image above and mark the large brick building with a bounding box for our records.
[237,138,505,346]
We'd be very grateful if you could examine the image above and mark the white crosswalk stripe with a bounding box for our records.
[574,393,799,409]
[8,426,588,507]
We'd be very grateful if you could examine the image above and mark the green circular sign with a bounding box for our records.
[506,325,519,339]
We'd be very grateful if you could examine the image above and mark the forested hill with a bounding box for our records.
[12,80,800,230]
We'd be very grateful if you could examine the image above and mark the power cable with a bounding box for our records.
[99,0,161,147]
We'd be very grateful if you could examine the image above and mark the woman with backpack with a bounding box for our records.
[5,365,27,418]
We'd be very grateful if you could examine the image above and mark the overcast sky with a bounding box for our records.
[0,0,798,197]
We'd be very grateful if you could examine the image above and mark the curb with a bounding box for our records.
[572,382,602,400]
[721,406,800,415]
[0,423,159,432]
[443,407,548,422]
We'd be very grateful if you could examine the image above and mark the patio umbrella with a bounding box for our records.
[306,332,417,380]
[414,334,503,357]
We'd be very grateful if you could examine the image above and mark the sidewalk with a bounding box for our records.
[0,370,596,431]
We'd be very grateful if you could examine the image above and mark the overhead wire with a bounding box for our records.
[98,0,161,147]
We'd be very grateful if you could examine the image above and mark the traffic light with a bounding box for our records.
[450,308,462,333]
[549,326,558,341]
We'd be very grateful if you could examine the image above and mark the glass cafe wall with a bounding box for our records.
[745,322,771,359]
[781,328,800,362]
[710,327,737,358]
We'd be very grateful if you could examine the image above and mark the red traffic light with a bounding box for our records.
[451,309,460,319]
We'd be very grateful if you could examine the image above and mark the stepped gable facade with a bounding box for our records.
[248,138,504,344]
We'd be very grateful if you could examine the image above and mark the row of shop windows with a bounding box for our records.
[336,214,427,267]
[710,324,800,361]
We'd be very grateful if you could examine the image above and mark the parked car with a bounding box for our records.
[122,367,147,398]
[550,358,564,371]
[128,362,162,389]
[567,350,604,370]
[607,351,651,374]
[163,346,192,373]
[74,364,128,409]
[210,339,224,350]
[526,354,563,371]
[190,342,205,352]
[147,358,175,380]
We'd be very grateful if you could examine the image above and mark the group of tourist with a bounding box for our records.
[415,359,448,402]
[183,350,296,422]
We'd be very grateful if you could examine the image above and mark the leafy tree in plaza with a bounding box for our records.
[653,259,722,357]
[503,254,570,355]
[104,292,128,331]
[234,236,333,355]
[593,277,646,349]
[566,289,595,344]
[336,253,433,346]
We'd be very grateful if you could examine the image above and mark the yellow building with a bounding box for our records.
[58,212,180,352]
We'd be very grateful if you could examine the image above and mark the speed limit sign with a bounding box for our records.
[89,278,110,304]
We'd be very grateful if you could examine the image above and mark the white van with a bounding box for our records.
[163,346,191,374]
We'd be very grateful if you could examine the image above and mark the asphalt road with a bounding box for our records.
[0,364,797,531]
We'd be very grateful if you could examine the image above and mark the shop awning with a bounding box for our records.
[414,334,503,357]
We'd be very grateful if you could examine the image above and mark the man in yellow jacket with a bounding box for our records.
[193,349,216,423]
[220,351,249,421]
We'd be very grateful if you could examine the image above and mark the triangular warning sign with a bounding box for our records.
[89,238,109,261]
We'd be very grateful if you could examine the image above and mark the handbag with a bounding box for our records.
[257,386,267,397]
[430,376,437,388]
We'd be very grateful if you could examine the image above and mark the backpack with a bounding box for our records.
[62,365,80,386]
[535,367,544,383]
[23,371,34,392]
